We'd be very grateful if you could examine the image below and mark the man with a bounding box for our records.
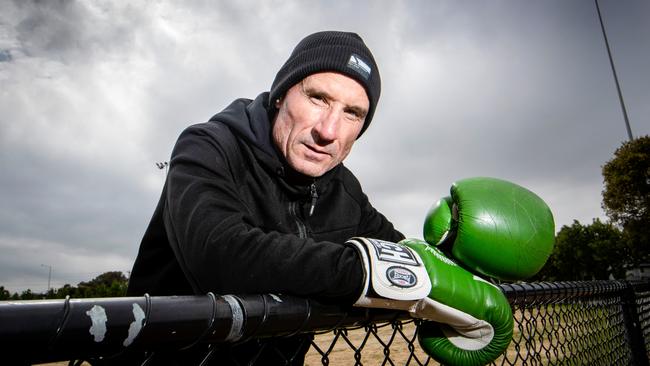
[127,31,403,364]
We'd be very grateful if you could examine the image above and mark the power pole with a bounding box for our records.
[40,264,52,294]
[595,0,634,141]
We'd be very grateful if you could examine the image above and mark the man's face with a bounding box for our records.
[272,72,369,177]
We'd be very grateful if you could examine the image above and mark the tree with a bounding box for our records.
[77,271,128,298]
[602,135,650,263]
[535,219,626,281]
[20,289,35,300]
[0,286,10,300]
[0,272,129,301]
[56,284,77,298]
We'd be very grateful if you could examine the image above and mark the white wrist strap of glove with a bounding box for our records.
[410,297,494,350]
[349,237,431,306]
[349,237,494,351]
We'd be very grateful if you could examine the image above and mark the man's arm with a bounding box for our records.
[336,164,404,243]
[357,191,405,242]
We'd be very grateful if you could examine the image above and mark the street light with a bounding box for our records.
[156,161,169,175]
[40,264,52,293]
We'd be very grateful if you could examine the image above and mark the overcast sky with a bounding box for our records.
[1,0,648,293]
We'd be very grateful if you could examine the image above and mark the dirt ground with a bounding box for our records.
[304,321,433,365]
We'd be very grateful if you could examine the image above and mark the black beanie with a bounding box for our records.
[269,31,381,138]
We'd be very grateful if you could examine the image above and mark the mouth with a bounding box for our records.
[303,143,332,159]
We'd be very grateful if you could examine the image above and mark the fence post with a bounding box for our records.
[622,281,649,366]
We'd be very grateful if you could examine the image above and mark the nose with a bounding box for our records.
[312,108,340,144]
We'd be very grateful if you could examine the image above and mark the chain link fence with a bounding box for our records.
[305,280,650,365]
[2,280,649,365]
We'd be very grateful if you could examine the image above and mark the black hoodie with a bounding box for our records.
[127,92,403,303]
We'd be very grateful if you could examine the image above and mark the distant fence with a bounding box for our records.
[1,280,649,365]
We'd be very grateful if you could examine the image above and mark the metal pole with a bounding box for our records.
[40,264,52,293]
[621,281,650,366]
[0,293,409,364]
[595,0,634,141]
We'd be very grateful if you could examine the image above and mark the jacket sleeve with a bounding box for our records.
[163,123,364,301]
[338,165,405,243]
[357,192,405,243]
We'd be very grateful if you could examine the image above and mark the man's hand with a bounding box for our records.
[348,177,555,365]
[348,237,512,366]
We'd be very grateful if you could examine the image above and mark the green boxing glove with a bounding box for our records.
[348,237,513,366]
[417,177,555,365]
[423,177,555,280]
[402,239,513,366]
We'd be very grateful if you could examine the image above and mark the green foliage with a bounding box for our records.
[602,135,650,263]
[76,271,128,298]
[534,219,626,281]
[0,271,128,300]
[0,286,10,300]
[20,289,36,300]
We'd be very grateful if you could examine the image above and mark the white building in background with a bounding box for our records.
[626,264,650,280]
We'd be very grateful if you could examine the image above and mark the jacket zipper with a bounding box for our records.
[309,182,318,217]
[289,183,318,238]
[289,201,307,239]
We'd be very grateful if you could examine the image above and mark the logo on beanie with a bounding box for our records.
[347,54,371,80]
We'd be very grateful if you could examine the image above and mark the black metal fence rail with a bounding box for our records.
[1,280,649,365]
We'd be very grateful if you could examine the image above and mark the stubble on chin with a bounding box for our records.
[291,146,332,177]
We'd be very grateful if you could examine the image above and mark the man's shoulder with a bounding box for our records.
[181,96,255,142]
[172,120,246,167]
[185,118,234,134]
[331,164,365,200]
[335,164,358,181]
[180,120,239,145]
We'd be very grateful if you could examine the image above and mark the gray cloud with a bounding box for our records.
[0,0,648,293]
